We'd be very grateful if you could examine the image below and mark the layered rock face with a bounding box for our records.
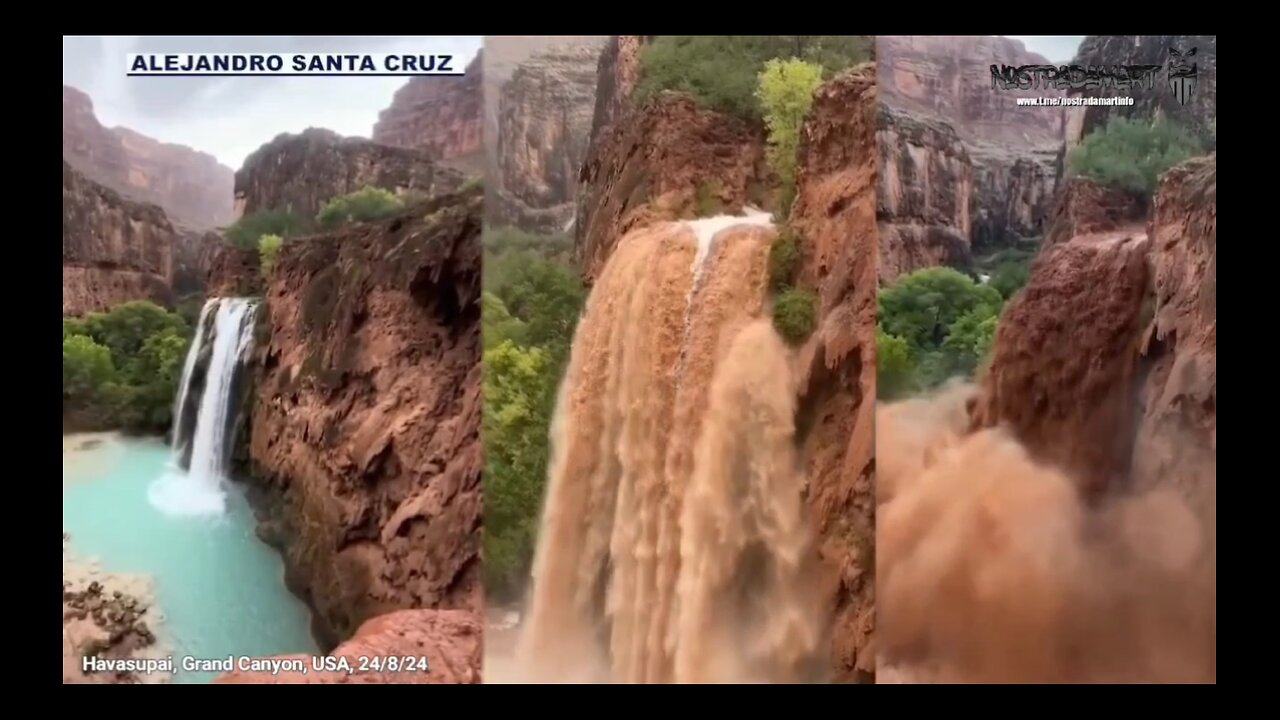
[373,53,483,176]
[1043,177,1146,248]
[877,35,1064,147]
[493,42,604,233]
[1067,36,1217,150]
[574,94,769,284]
[63,86,234,228]
[788,64,879,682]
[215,609,481,684]
[63,160,174,316]
[247,188,481,649]
[235,129,464,226]
[587,36,650,147]
[876,105,974,281]
[876,36,1066,275]
[204,243,262,298]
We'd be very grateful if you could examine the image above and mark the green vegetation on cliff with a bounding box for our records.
[876,267,1004,399]
[482,227,585,600]
[635,36,870,120]
[226,209,303,250]
[1068,116,1203,196]
[773,286,817,345]
[316,186,404,230]
[757,58,824,215]
[63,301,191,432]
[258,234,283,280]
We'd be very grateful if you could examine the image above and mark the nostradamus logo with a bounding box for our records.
[990,44,1200,105]
[1167,47,1197,106]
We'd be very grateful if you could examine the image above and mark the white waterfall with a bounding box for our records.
[150,298,259,517]
[171,300,215,449]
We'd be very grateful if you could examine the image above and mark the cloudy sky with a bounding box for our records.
[1006,36,1086,64]
[63,36,482,170]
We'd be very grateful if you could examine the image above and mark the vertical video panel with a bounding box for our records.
[482,36,879,683]
[62,36,484,684]
[874,35,1216,683]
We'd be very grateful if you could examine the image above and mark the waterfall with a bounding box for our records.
[150,298,259,517]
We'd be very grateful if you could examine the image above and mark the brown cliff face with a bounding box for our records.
[63,160,174,316]
[248,188,481,649]
[1043,177,1145,248]
[587,36,650,147]
[373,54,483,176]
[204,242,262,298]
[235,129,464,226]
[215,609,481,684]
[63,86,234,228]
[788,64,879,682]
[877,36,1064,147]
[493,42,604,233]
[876,105,973,282]
[1067,36,1217,150]
[877,37,1066,267]
[1132,155,1215,508]
[574,94,769,284]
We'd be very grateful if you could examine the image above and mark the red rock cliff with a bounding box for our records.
[493,41,605,233]
[63,160,175,316]
[247,187,482,648]
[789,63,879,682]
[235,128,464,226]
[373,53,483,176]
[63,85,234,229]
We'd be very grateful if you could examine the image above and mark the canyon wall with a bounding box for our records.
[247,187,482,649]
[587,36,650,148]
[573,93,769,284]
[1067,36,1217,151]
[493,41,604,233]
[876,105,974,281]
[876,36,1066,278]
[63,86,234,229]
[235,129,464,226]
[373,53,483,176]
[788,63,879,682]
[62,160,174,316]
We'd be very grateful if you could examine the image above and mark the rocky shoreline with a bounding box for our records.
[62,537,170,684]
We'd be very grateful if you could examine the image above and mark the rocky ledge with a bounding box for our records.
[247,186,482,649]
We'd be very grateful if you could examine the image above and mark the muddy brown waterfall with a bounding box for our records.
[513,214,827,683]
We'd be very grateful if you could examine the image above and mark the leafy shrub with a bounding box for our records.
[316,186,405,230]
[757,58,824,199]
[694,180,724,218]
[258,233,283,279]
[773,287,817,345]
[634,36,870,120]
[769,227,802,291]
[1068,116,1203,196]
[62,301,191,432]
[988,259,1030,299]
[225,210,304,250]
[878,267,1005,392]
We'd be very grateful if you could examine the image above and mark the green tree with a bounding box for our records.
[225,209,304,250]
[483,340,555,597]
[316,186,405,230]
[1068,116,1204,196]
[259,233,283,279]
[876,330,916,401]
[80,300,188,379]
[483,292,528,351]
[879,267,1004,391]
[757,58,824,208]
[634,36,869,120]
[773,287,817,345]
[63,334,116,405]
[769,227,802,291]
[988,259,1030,299]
